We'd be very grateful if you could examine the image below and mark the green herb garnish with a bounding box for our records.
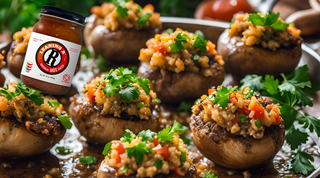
[248,12,289,31]
[102,141,113,156]
[291,149,315,175]
[239,115,249,123]
[138,13,152,28]
[165,28,174,34]
[137,130,155,142]
[79,156,96,165]
[58,114,72,129]
[55,146,73,155]
[48,100,60,109]
[193,55,199,60]
[180,134,192,146]
[155,159,163,170]
[137,102,144,108]
[180,152,186,162]
[192,34,207,53]
[203,171,218,178]
[255,119,262,128]
[208,86,238,108]
[178,101,192,112]
[125,141,152,164]
[120,166,128,173]
[154,98,161,104]
[170,32,190,52]
[157,120,187,143]
[110,0,130,19]
[171,120,188,133]
[120,129,135,143]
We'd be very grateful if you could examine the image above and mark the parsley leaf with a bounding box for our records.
[170,33,190,52]
[120,166,128,173]
[137,130,155,142]
[15,81,44,105]
[137,102,144,108]
[239,115,249,123]
[209,86,237,108]
[180,134,192,146]
[291,150,315,175]
[240,74,265,91]
[171,120,188,134]
[264,75,279,95]
[111,0,129,19]
[103,85,119,97]
[165,28,174,34]
[178,101,192,112]
[248,13,266,25]
[255,119,262,128]
[125,141,152,164]
[48,100,60,109]
[192,34,207,53]
[265,12,280,26]
[157,127,173,143]
[58,115,73,129]
[271,20,289,31]
[194,30,204,38]
[180,152,186,162]
[297,115,320,137]
[102,141,113,156]
[248,12,289,31]
[136,77,150,95]
[119,86,140,103]
[79,156,96,165]
[0,88,15,100]
[155,159,163,170]
[285,125,308,150]
[120,129,135,143]
[203,171,218,178]
[138,13,152,28]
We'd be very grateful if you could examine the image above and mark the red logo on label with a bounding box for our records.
[26,61,33,72]
[62,74,70,83]
[36,41,69,75]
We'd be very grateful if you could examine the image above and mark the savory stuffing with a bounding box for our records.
[192,86,282,139]
[229,13,301,51]
[80,67,159,120]
[102,120,192,177]
[0,82,68,136]
[0,54,5,69]
[139,28,224,75]
[90,1,162,31]
[12,27,33,55]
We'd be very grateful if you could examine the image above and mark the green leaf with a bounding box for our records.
[248,13,266,26]
[155,98,161,104]
[279,104,297,129]
[296,87,313,107]
[178,101,192,111]
[194,30,204,38]
[137,102,144,108]
[138,13,152,28]
[230,18,234,28]
[102,141,113,156]
[155,159,163,170]
[291,150,315,175]
[192,34,207,53]
[255,119,262,128]
[180,134,192,146]
[157,127,173,143]
[264,75,279,95]
[120,129,135,143]
[119,86,140,103]
[170,33,190,52]
[287,65,311,88]
[165,28,174,34]
[55,146,72,155]
[239,115,249,123]
[120,166,128,173]
[240,74,265,91]
[79,156,96,165]
[203,171,218,178]
[15,81,44,105]
[242,89,254,99]
[210,86,237,108]
[138,130,155,142]
[48,100,60,109]
[125,141,152,164]
[304,115,320,137]
[136,77,150,95]
[180,152,186,162]
[171,120,188,134]
[193,55,199,60]
[265,12,280,26]
[0,88,15,100]
[103,85,119,97]
[271,20,289,31]
[96,55,110,71]
[58,115,73,129]
[116,5,128,19]
[285,125,308,150]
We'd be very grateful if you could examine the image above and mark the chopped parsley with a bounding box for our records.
[137,129,155,142]
[48,100,60,109]
[248,12,290,31]
[192,34,207,53]
[255,119,262,128]
[125,141,152,164]
[79,156,96,165]
[120,129,135,143]
[155,159,163,170]
[194,30,204,38]
[291,149,315,175]
[119,86,140,103]
[203,171,218,178]
[165,28,174,34]
[180,134,192,146]
[180,152,186,162]
[138,13,152,28]
[137,102,144,108]
[171,120,188,133]
[239,115,249,123]
[55,146,72,155]
[208,86,238,108]
[102,141,113,156]
[170,32,190,52]
[110,0,130,19]
[154,98,161,104]
[120,166,128,173]
[58,114,72,129]
[157,120,187,143]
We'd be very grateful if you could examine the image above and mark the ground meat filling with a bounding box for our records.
[229,13,302,51]
[90,1,162,31]
[12,27,33,55]
[192,87,282,139]
[139,28,224,75]
[0,83,64,136]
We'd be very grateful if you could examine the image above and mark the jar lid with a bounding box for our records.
[41,6,85,25]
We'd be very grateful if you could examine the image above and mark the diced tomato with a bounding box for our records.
[240,103,250,115]
[248,99,265,120]
[87,84,96,103]
[161,146,170,159]
[150,43,167,56]
[174,167,185,176]
[208,88,215,95]
[152,137,159,146]
[110,150,121,164]
[0,97,8,111]
[113,141,125,154]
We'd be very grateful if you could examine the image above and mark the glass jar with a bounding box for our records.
[21,6,85,95]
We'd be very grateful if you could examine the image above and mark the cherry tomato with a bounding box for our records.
[195,0,256,21]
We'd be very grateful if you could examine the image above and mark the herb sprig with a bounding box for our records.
[240,65,320,175]
[208,86,238,108]
[110,0,130,19]
[247,12,290,31]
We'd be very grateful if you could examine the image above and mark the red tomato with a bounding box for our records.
[161,146,170,159]
[150,43,167,56]
[195,0,256,21]
[87,84,96,103]
[152,137,159,146]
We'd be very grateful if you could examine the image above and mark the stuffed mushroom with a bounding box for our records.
[97,121,194,177]
[217,12,302,77]
[0,54,5,87]
[69,67,162,144]
[84,1,162,63]
[138,28,225,103]
[190,86,285,169]
[0,82,70,158]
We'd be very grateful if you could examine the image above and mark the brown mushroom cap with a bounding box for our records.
[217,30,302,77]
[0,117,66,158]
[190,114,285,170]
[85,23,161,63]
[137,62,225,103]
[69,96,160,144]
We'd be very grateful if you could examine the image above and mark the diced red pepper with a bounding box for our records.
[248,99,265,120]
[110,150,121,164]
[208,89,215,95]
[161,146,170,159]
[113,141,125,154]
[152,137,159,146]
[150,43,167,56]
[240,103,251,115]
[87,84,96,103]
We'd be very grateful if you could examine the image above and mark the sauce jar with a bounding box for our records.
[21,6,85,95]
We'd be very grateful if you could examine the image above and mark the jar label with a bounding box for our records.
[21,32,81,87]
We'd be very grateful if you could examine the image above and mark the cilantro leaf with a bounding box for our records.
[203,171,218,178]
[0,88,15,100]
[297,115,320,137]
[239,115,249,123]
[157,127,173,143]
[58,115,73,129]
[138,13,152,28]
[102,141,113,156]
[240,74,265,91]
[286,65,311,88]
[285,125,308,150]
[171,120,188,134]
[120,166,128,173]
[265,12,279,26]
[79,156,96,165]
[120,129,135,143]
[103,85,120,97]
[209,86,237,108]
[15,81,44,105]
[116,4,128,19]
[291,150,315,175]
[125,141,152,164]
[119,86,140,103]
[271,20,290,31]
[180,152,186,162]
[136,77,150,95]
[178,101,192,112]
[170,33,190,52]
[248,13,266,26]
[264,75,279,95]
[155,159,163,170]
[192,34,207,53]
[48,100,60,109]
[137,130,155,142]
